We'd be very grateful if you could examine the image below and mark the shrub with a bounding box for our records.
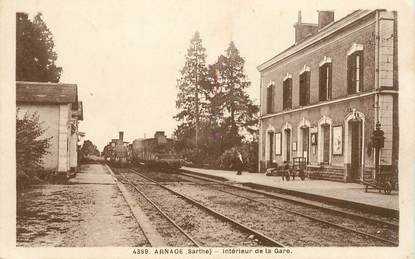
[16,110,51,190]
[218,141,258,172]
[218,147,238,170]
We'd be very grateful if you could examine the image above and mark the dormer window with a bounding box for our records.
[347,44,364,94]
[319,56,332,101]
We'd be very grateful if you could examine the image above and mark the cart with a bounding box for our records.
[291,157,307,180]
[361,172,394,195]
[281,157,307,181]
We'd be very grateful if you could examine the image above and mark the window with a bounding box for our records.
[299,71,310,106]
[319,62,332,101]
[347,51,363,94]
[317,115,332,165]
[322,124,330,163]
[268,131,274,164]
[283,76,292,110]
[284,128,291,162]
[266,84,274,114]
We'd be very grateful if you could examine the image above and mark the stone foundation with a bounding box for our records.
[308,165,345,182]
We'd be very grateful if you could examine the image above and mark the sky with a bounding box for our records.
[17,0,360,150]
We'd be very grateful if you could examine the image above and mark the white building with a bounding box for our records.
[16,81,83,175]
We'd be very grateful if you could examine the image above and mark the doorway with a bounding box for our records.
[268,131,274,166]
[301,127,309,163]
[350,121,362,181]
[285,129,291,163]
[322,124,330,164]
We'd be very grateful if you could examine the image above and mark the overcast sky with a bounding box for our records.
[17,1,366,150]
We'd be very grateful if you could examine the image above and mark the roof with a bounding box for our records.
[16,81,78,105]
[257,10,377,72]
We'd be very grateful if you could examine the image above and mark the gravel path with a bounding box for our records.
[17,177,149,246]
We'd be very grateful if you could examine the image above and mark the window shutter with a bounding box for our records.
[306,72,310,105]
[284,81,286,109]
[359,52,364,92]
[347,54,353,94]
[299,74,304,106]
[269,85,272,113]
[288,79,292,108]
[282,82,285,110]
[328,64,332,100]
[267,86,271,113]
[319,67,324,101]
[283,80,290,110]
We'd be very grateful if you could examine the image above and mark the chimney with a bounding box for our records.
[294,10,318,43]
[318,10,334,29]
[119,131,124,141]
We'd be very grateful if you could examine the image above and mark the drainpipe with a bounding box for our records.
[375,10,380,123]
[374,10,381,180]
[258,74,263,173]
[258,119,262,173]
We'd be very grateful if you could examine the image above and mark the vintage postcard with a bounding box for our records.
[1,0,414,258]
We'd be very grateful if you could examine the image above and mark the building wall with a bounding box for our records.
[261,13,377,115]
[258,10,398,181]
[17,104,60,170]
[57,104,71,172]
[261,95,375,175]
[69,120,78,169]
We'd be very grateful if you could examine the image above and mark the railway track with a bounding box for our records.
[131,167,398,246]
[176,171,399,228]
[112,167,284,247]
[117,173,199,247]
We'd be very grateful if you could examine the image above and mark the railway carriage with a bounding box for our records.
[104,131,182,168]
[132,131,182,169]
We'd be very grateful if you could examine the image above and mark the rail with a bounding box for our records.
[118,173,200,247]
[177,169,399,229]
[129,168,285,247]
[174,169,398,246]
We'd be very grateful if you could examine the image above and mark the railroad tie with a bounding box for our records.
[106,165,166,246]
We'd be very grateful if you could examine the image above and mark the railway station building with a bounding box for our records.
[16,81,83,175]
[258,10,398,182]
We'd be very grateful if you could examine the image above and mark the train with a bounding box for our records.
[104,131,183,169]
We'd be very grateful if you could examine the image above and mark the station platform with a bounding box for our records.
[180,167,399,215]
[17,164,148,246]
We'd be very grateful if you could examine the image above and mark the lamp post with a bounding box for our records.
[372,121,385,181]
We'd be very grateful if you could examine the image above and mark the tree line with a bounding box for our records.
[174,32,259,171]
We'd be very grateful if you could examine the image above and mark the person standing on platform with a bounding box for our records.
[235,151,244,175]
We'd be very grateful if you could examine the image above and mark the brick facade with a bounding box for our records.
[258,10,398,182]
